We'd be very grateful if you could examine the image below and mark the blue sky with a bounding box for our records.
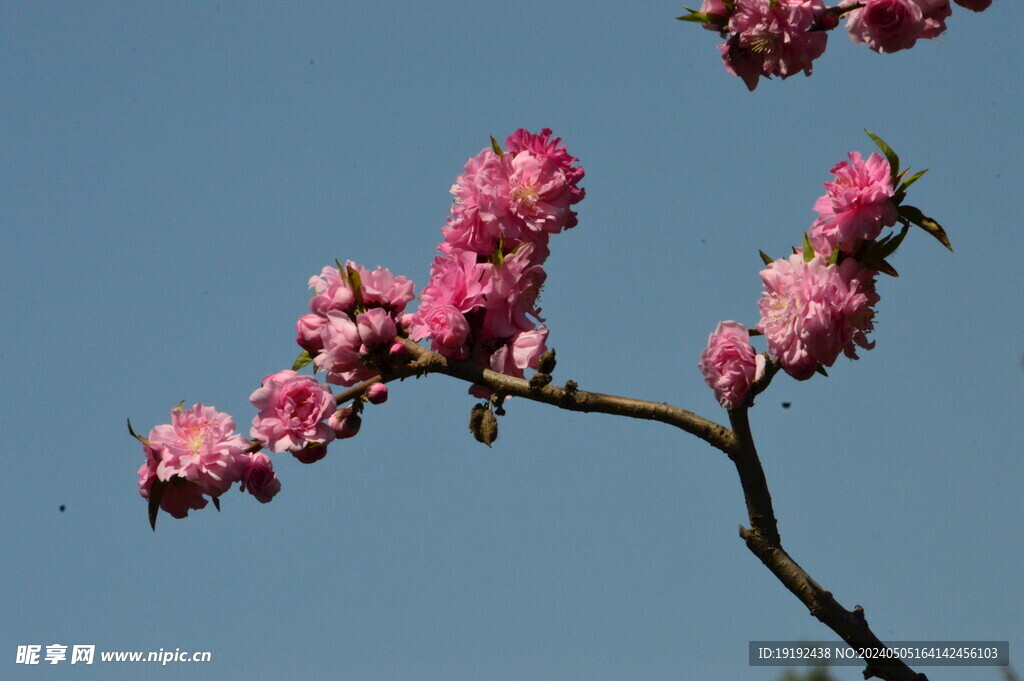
[2,3,1021,680]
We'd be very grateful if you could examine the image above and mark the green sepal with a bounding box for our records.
[864,129,900,187]
[127,418,151,447]
[899,205,953,252]
[676,11,727,26]
[292,350,314,371]
[148,478,168,531]
[802,233,815,262]
[212,496,221,512]
[828,246,841,266]
[172,400,185,412]
[759,250,774,266]
[346,264,366,310]
[492,237,505,266]
[490,136,504,157]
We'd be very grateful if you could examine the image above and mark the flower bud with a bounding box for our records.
[366,383,389,405]
[291,443,328,464]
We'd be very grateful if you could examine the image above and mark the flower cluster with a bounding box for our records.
[137,403,280,520]
[405,129,585,389]
[687,0,991,89]
[699,134,947,406]
[296,262,414,386]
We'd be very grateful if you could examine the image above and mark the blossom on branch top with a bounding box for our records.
[809,151,898,256]
[699,321,767,409]
[843,0,949,53]
[757,254,878,380]
[719,0,829,91]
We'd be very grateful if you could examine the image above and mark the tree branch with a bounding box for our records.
[334,340,928,681]
[728,407,927,681]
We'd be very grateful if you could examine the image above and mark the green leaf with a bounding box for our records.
[877,224,909,258]
[899,205,953,252]
[815,364,829,377]
[864,129,900,186]
[292,350,313,371]
[802,233,815,262]
[759,250,774,266]
[127,418,150,446]
[148,478,168,531]
[676,11,726,26]
[490,136,504,157]
[172,400,185,412]
[492,237,505,266]
[828,246,841,266]
[212,496,221,512]
[898,168,928,193]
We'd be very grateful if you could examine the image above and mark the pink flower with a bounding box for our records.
[250,370,336,453]
[954,0,991,11]
[721,0,828,91]
[240,452,281,503]
[698,321,767,409]
[138,446,209,519]
[482,244,547,339]
[504,128,586,217]
[149,403,250,498]
[442,148,514,254]
[355,307,398,349]
[405,303,471,357]
[843,0,937,52]
[354,263,416,314]
[507,151,576,237]
[418,251,493,311]
[809,151,898,255]
[316,311,375,386]
[488,327,549,378]
[757,255,879,379]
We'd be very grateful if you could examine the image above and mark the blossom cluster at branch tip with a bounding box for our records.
[698,133,950,407]
[684,0,991,88]
[137,403,281,522]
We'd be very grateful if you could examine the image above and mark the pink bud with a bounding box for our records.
[389,340,407,356]
[295,314,327,352]
[329,409,362,439]
[366,383,389,405]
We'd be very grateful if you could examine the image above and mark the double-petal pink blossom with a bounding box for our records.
[699,321,767,409]
[844,0,949,53]
[148,403,251,498]
[809,151,898,255]
[719,0,828,91]
[757,255,879,380]
[249,370,336,453]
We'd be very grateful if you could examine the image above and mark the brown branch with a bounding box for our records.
[728,407,927,681]
[331,339,927,681]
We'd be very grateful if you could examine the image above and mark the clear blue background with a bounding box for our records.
[2,3,1021,680]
